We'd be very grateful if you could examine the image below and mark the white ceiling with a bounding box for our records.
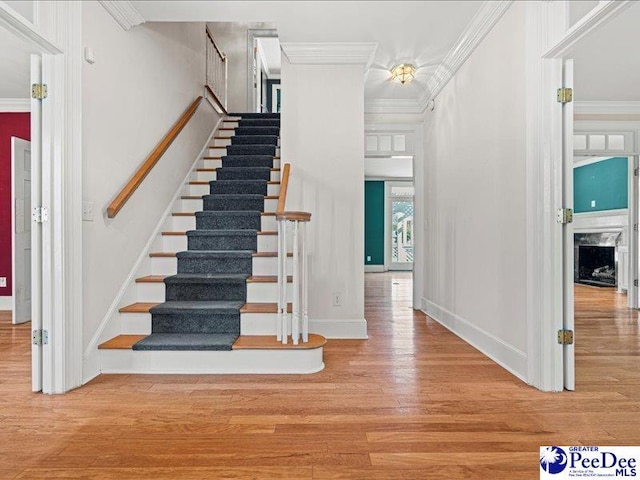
[132,1,483,102]
[0,26,35,98]
[571,1,640,102]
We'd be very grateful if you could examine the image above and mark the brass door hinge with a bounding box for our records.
[557,87,573,104]
[557,208,573,224]
[558,329,574,345]
[32,84,48,100]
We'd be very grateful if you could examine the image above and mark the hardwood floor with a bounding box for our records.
[0,276,639,479]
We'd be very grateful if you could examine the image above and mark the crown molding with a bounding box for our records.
[364,98,422,115]
[98,0,145,31]
[0,98,30,112]
[281,42,378,67]
[574,101,640,115]
[419,0,513,112]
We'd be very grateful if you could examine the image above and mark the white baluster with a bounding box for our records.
[280,219,288,344]
[292,221,300,344]
[302,222,309,343]
[276,219,283,342]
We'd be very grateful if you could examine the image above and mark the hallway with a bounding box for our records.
[0,275,639,479]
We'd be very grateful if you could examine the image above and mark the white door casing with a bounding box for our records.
[11,137,31,325]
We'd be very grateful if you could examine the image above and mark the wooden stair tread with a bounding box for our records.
[181,195,203,199]
[162,231,186,236]
[196,168,217,172]
[99,335,147,350]
[247,276,292,283]
[189,181,211,185]
[149,252,176,258]
[119,302,159,313]
[264,195,278,199]
[253,252,293,257]
[172,212,195,216]
[241,303,292,314]
[233,334,326,350]
[135,275,165,283]
[257,231,277,236]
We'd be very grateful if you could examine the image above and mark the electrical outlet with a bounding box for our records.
[82,201,95,222]
[333,293,343,307]
[367,255,372,262]
[0,277,6,288]
[591,200,596,208]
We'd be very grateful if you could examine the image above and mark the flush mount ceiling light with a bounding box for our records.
[390,64,416,84]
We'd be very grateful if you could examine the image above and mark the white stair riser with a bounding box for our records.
[180,198,203,213]
[262,216,277,231]
[253,257,292,276]
[202,159,222,169]
[208,147,281,157]
[162,235,188,252]
[196,170,216,182]
[213,138,232,147]
[218,129,234,138]
[240,313,278,335]
[151,256,177,276]
[188,183,210,196]
[133,282,291,304]
[149,256,290,276]
[100,348,324,374]
[247,282,292,303]
[172,215,196,231]
[268,184,280,196]
[264,198,277,212]
[120,312,152,335]
[258,235,277,251]
[222,121,239,128]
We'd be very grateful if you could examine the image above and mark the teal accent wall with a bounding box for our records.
[574,157,628,213]
[365,181,385,265]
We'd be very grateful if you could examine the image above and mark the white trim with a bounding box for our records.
[575,101,640,115]
[422,299,527,382]
[573,155,619,168]
[0,1,62,54]
[100,348,325,374]
[310,318,368,339]
[543,1,634,59]
[97,0,145,31]
[365,265,385,273]
[0,98,30,112]
[364,99,422,115]
[82,114,222,385]
[0,296,12,310]
[420,1,513,112]
[281,42,378,67]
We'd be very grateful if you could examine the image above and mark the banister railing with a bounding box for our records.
[205,27,228,115]
[276,163,312,345]
[107,96,204,218]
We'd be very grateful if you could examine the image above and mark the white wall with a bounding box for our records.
[281,56,366,337]
[82,2,218,349]
[422,3,528,379]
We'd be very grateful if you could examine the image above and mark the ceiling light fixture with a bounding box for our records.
[390,64,416,84]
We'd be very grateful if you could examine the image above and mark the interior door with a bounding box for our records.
[11,137,31,324]
[30,54,43,393]
[388,184,415,271]
[562,59,575,391]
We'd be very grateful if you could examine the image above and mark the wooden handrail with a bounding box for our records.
[206,27,226,61]
[107,96,204,218]
[205,84,228,116]
[277,163,291,213]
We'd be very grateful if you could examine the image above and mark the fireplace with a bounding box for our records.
[574,232,621,287]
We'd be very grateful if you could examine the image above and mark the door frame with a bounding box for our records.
[247,29,278,113]
[526,0,634,391]
[385,181,415,271]
[0,1,83,393]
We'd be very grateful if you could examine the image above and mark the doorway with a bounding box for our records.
[247,30,281,113]
[386,183,414,271]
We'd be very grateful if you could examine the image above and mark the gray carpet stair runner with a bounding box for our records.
[133,112,280,351]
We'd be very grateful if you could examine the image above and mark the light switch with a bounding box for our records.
[591,200,596,208]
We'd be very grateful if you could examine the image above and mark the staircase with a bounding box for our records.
[97,113,326,374]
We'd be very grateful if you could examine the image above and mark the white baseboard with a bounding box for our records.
[0,296,12,310]
[365,265,385,273]
[421,298,527,382]
[310,318,368,339]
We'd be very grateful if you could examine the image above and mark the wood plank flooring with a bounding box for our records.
[0,276,639,479]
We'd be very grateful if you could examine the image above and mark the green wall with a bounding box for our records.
[574,157,628,214]
[365,181,385,265]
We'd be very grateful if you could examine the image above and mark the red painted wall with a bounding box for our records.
[0,113,30,297]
